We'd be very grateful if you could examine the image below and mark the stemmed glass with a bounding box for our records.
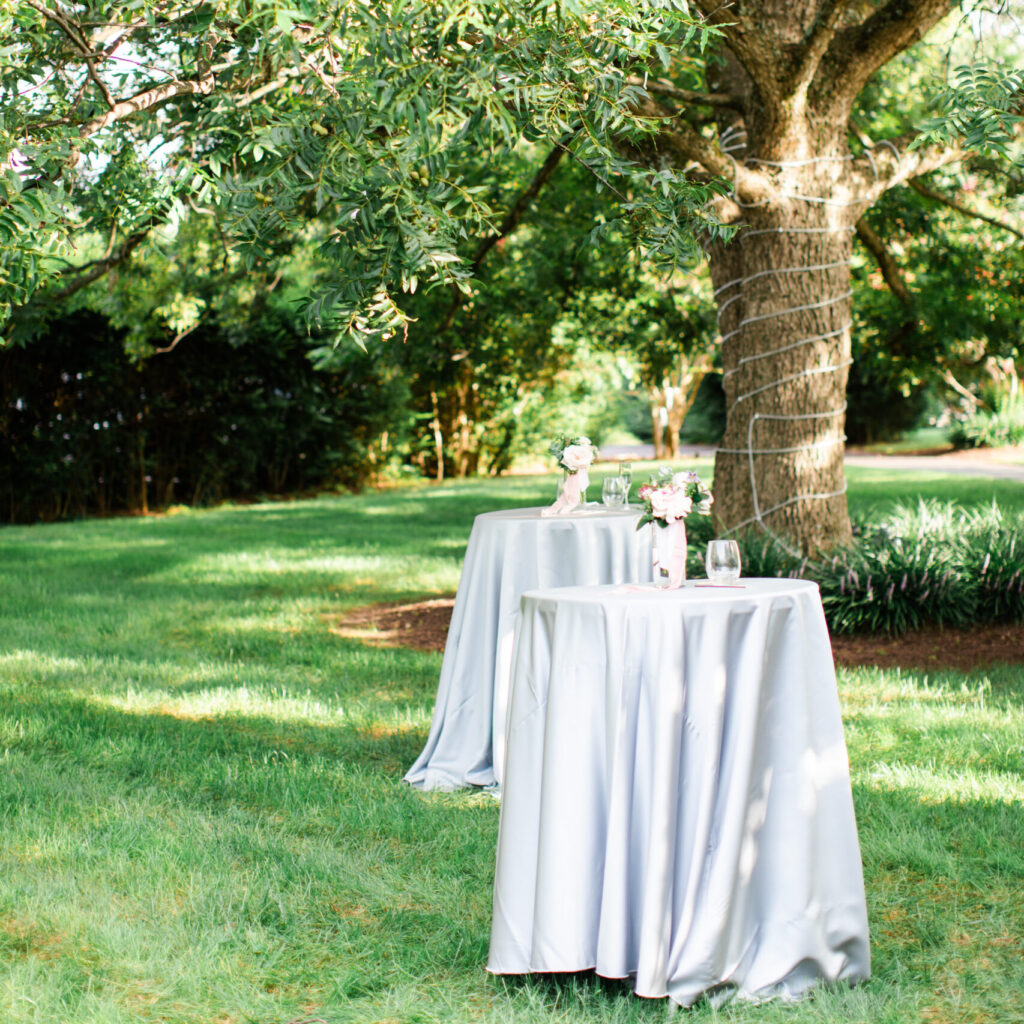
[705,540,742,584]
[618,461,632,505]
[601,476,627,508]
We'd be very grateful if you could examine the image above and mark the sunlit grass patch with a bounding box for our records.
[865,763,1024,804]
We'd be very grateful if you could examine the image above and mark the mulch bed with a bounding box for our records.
[334,598,1024,673]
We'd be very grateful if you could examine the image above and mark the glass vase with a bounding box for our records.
[652,520,687,588]
[556,469,587,509]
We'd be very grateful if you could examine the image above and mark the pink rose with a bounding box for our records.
[650,486,693,522]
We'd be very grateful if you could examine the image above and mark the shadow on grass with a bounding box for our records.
[0,684,431,780]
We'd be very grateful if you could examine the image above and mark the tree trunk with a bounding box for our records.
[710,154,855,556]
[650,396,666,458]
[648,352,712,461]
[429,391,445,482]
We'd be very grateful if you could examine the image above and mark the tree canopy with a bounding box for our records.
[2,0,1022,550]
[1,0,733,341]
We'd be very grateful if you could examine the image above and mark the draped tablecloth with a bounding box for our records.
[404,506,651,791]
[488,578,870,1007]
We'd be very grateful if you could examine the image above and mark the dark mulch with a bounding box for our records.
[829,622,1024,672]
[334,598,1024,673]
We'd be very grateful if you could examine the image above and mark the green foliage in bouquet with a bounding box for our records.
[635,467,713,531]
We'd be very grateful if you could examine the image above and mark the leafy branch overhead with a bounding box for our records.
[911,63,1024,158]
[1,0,1020,352]
[0,0,730,343]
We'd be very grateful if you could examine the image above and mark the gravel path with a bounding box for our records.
[598,444,1024,483]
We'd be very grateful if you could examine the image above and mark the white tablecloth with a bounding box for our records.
[488,579,870,1006]
[404,506,652,791]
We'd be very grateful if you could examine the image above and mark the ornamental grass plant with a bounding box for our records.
[1,466,1022,1024]
[950,394,1024,450]
[737,500,1024,636]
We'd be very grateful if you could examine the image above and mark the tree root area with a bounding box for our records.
[334,598,1024,673]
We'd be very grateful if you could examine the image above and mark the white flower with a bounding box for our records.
[560,443,594,472]
[671,471,699,488]
[650,486,692,522]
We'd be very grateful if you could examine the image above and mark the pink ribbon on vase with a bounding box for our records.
[542,468,588,516]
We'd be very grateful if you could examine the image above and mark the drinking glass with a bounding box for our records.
[602,475,627,508]
[618,461,633,504]
[705,539,742,584]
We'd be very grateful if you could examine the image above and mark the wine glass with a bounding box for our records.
[618,461,632,504]
[602,476,627,508]
[705,539,742,584]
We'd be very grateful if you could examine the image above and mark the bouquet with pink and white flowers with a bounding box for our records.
[636,467,713,531]
[548,435,597,474]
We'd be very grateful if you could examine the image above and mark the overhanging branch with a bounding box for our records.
[25,1,117,110]
[78,41,216,138]
[437,139,572,335]
[908,178,1024,241]
[45,225,155,303]
[624,75,743,110]
[828,0,950,105]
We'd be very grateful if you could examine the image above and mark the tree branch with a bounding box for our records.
[941,368,984,412]
[854,216,922,360]
[45,226,154,303]
[235,66,303,108]
[623,75,743,110]
[152,310,208,354]
[850,132,964,205]
[908,178,1024,241]
[854,218,914,307]
[628,92,774,205]
[789,0,854,99]
[25,0,116,109]
[828,0,950,104]
[437,140,571,335]
[78,44,215,138]
[689,0,784,103]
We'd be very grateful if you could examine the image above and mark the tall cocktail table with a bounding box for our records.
[404,506,651,791]
[488,579,870,1006]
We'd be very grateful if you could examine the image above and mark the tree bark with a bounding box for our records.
[709,139,856,555]
[646,0,966,554]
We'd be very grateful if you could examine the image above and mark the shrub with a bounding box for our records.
[0,309,409,522]
[730,500,1024,635]
[950,395,1024,449]
[958,504,1024,624]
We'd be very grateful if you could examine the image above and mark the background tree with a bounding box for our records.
[843,19,1024,446]
[0,215,409,521]
[556,255,719,458]
[2,1,1020,550]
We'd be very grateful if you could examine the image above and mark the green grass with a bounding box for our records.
[1,470,1022,1024]
[851,428,954,455]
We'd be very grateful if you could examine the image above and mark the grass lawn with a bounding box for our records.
[1,469,1022,1024]
[849,428,954,455]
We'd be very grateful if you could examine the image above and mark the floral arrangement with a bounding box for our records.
[548,435,597,474]
[636,467,713,530]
